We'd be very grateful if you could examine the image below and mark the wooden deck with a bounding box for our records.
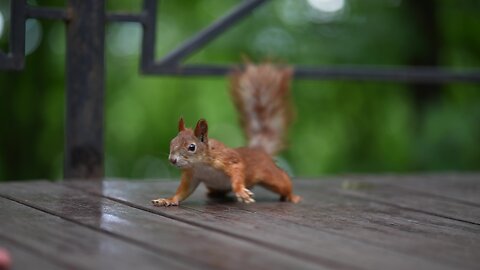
[0,174,479,270]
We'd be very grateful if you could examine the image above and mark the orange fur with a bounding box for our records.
[152,63,300,206]
[230,63,293,155]
[152,120,300,206]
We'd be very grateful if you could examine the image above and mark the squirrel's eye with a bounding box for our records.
[188,144,196,152]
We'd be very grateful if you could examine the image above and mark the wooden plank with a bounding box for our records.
[0,181,324,270]
[68,179,474,270]
[195,181,480,267]
[292,180,480,266]
[367,174,480,205]
[0,237,65,270]
[317,175,480,224]
[0,197,188,270]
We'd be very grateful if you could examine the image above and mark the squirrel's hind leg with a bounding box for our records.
[280,194,302,203]
[259,171,301,203]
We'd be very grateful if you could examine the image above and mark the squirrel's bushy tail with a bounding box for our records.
[230,63,293,156]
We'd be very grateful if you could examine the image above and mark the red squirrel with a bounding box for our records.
[152,63,301,206]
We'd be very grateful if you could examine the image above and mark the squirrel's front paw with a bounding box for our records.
[235,188,255,204]
[151,198,179,207]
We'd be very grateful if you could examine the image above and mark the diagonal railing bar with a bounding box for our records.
[153,0,268,67]
[2,0,480,84]
[135,0,480,84]
[1,0,480,180]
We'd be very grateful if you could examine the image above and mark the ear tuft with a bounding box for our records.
[178,117,185,132]
[194,119,208,143]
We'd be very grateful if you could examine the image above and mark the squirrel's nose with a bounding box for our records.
[169,157,178,165]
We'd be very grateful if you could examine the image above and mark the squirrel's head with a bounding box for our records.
[168,118,209,168]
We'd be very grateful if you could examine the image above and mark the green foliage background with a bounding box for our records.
[0,0,479,181]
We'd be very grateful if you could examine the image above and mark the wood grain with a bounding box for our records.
[1,174,478,270]
[0,181,322,270]
[67,179,474,270]
[0,197,188,270]
[365,173,480,204]
[316,175,480,224]
[0,236,65,270]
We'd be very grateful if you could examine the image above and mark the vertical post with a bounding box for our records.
[10,0,26,70]
[64,0,105,179]
[140,0,157,71]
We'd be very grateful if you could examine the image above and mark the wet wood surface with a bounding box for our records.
[0,174,478,270]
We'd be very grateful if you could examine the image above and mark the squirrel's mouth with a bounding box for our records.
[172,161,190,169]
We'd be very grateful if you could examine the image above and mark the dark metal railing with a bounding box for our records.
[1,0,479,179]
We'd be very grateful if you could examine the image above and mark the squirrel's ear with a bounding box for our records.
[194,119,208,143]
[178,117,185,132]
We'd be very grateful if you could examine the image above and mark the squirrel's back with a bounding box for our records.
[230,63,293,156]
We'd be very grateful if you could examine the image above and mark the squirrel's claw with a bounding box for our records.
[151,198,179,207]
[236,188,255,204]
[244,188,254,197]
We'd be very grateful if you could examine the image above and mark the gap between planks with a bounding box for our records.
[64,179,479,269]
[0,183,346,270]
[384,182,480,208]
[333,188,480,226]
[58,183,358,270]
[292,176,480,227]
[67,177,480,228]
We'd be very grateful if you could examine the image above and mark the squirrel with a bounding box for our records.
[151,63,301,206]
